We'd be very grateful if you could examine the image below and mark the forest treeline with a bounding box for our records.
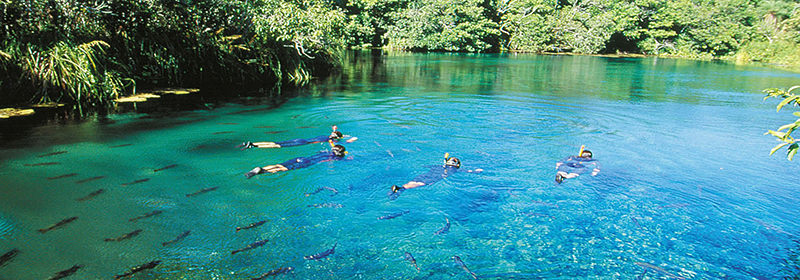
[1,0,799,107]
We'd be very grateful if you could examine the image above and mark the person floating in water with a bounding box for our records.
[390,153,482,194]
[245,142,348,179]
[555,145,600,183]
[239,125,357,149]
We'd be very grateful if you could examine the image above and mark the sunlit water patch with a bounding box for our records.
[1,52,799,279]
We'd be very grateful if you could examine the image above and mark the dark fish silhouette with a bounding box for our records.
[109,143,133,148]
[38,151,67,158]
[307,203,343,208]
[378,210,409,220]
[634,262,685,279]
[75,176,105,184]
[154,164,178,172]
[631,216,642,228]
[454,256,478,279]
[236,220,267,232]
[76,189,105,201]
[47,173,78,180]
[47,264,82,280]
[121,178,149,186]
[264,130,288,134]
[434,217,450,235]
[104,229,142,242]
[251,267,294,280]
[218,122,239,125]
[231,239,269,255]
[38,217,78,233]
[162,230,190,246]
[254,125,275,128]
[304,243,337,260]
[213,131,234,135]
[0,248,19,267]
[114,260,160,279]
[129,210,163,222]
[404,252,420,271]
[186,187,218,197]
[304,186,338,197]
[24,162,60,167]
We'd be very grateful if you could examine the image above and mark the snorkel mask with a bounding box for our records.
[330,140,347,157]
[443,153,461,168]
[330,125,343,139]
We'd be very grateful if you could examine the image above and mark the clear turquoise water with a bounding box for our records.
[1,52,799,279]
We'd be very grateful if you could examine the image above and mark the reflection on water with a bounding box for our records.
[0,51,799,279]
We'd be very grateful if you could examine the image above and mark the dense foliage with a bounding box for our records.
[0,0,345,106]
[765,85,800,160]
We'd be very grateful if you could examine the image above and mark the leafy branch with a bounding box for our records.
[764,85,800,160]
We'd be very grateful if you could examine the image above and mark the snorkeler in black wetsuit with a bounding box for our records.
[555,146,600,183]
[239,126,357,149]
[390,153,483,195]
[244,144,347,178]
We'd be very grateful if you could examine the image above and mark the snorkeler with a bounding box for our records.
[555,145,600,183]
[239,126,357,149]
[244,142,348,179]
[390,153,482,194]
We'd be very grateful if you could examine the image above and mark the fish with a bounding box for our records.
[121,178,149,186]
[154,164,177,172]
[254,125,275,128]
[264,130,288,134]
[186,187,218,197]
[631,216,642,228]
[38,217,78,233]
[633,262,685,279]
[218,122,239,125]
[129,210,163,222]
[250,267,294,280]
[24,162,60,167]
[378,210,410,220]
[0,248,19,267]
[231,239,269,255]
[404,252,420,271]
[307,203,343,208]
[114,260,160,279]
[213,131,234,135]
[109,144,133,148]
[453,256,478,279]
[47,173,78,180]
[75,176,105,184]
[304,243,337,260]
[38,151,67,157]
[236,220,267,232]
[291,114,300,119]
[47,264,82,280]
[434,217,451,235]
[304,187,338,197]
[76,189,105,201]
[104,229,142,242]
[162,230,190,246]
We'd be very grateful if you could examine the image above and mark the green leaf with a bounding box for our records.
[777,122,799,132]
[788,143,798,161]
[771,142,790,155]
[789,86,800,94]
[766,130,787,138]
[794,112,800,117]
[777,96,797,112]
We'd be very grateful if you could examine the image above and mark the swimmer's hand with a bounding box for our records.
[346,137,358,143]
[238,141,255,150]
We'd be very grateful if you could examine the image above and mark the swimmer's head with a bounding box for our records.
[332,144,347,157]
[330,131,343,139]
[445,157,461,168]
[580,150,592,159]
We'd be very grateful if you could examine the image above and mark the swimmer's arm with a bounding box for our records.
[345,136,358,143]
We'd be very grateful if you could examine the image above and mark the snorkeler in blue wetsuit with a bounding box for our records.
[244,143,347,178]
[239,126,357,149]
[390,153,483,194]
[555,146,600,183]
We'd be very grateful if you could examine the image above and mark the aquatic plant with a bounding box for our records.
[764,85,800,160]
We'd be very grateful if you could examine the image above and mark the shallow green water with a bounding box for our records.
[1,52,799,279]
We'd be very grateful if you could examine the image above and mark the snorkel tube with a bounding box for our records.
[443,152,450,167]
[578,145,585,157]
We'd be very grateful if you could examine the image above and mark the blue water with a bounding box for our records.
[1,52,799,279]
